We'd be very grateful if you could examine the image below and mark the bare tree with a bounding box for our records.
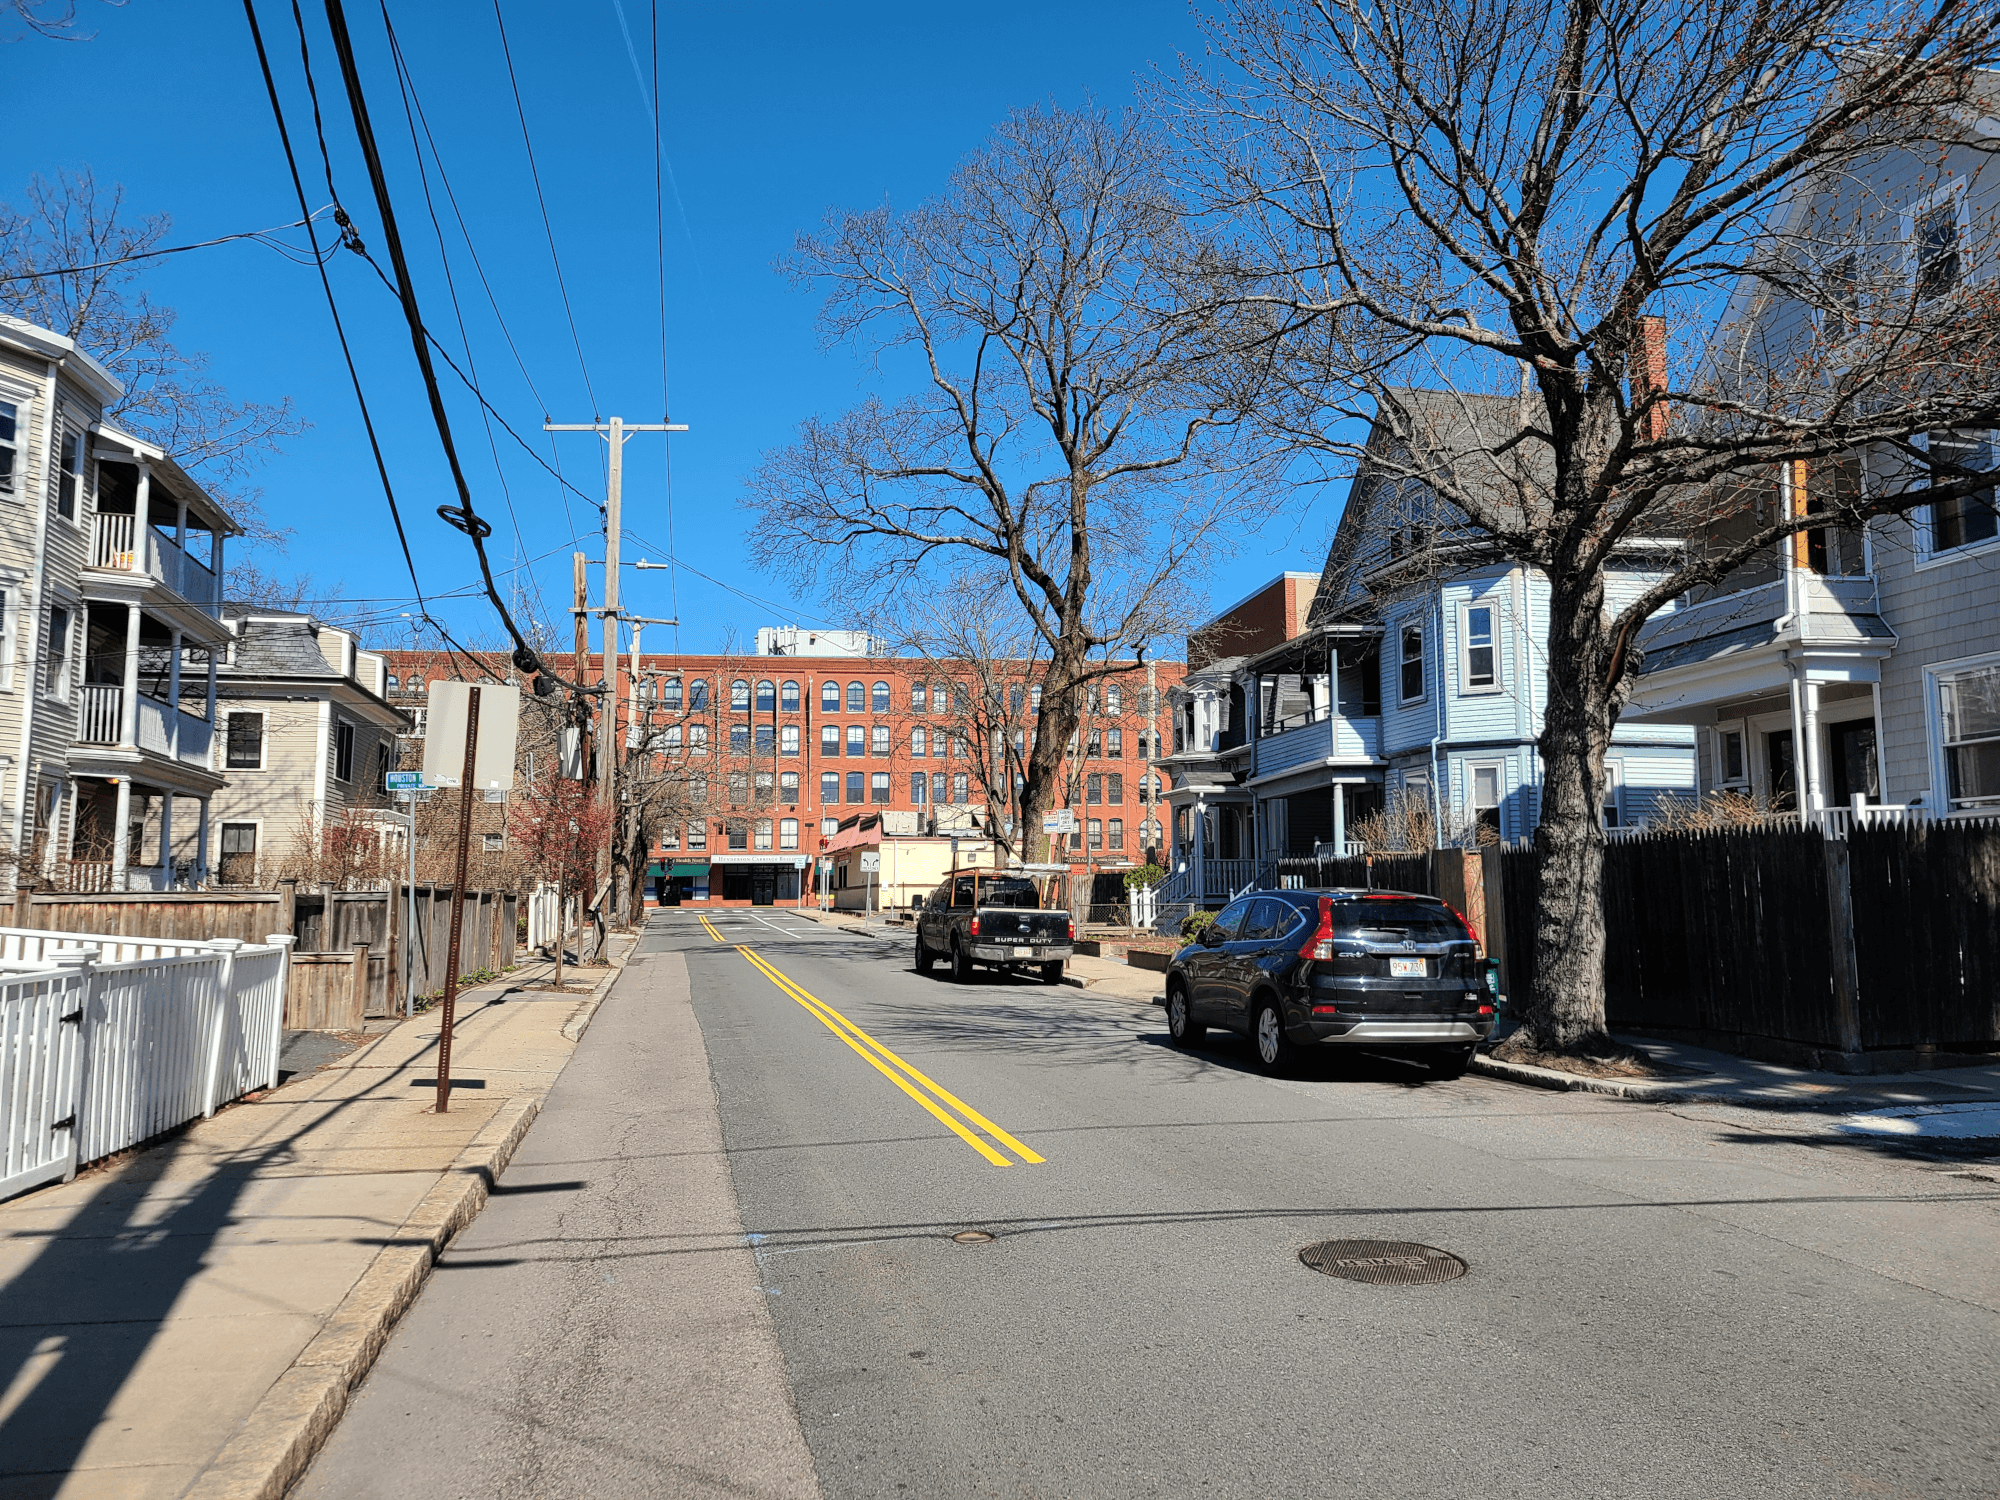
[0,0,121,41]
[1186,0,2000,1058]
[0,168,302,561]
[745,104,1281,860]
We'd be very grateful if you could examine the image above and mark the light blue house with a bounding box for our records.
[1158,393,1699,904]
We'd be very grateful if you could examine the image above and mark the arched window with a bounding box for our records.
[911,680,928,712]
[932,680,947,711]
[1009,684,1024,713]
[871,726,890,757]
[1030,684,1043,712]
[846,681,865,712]
[663,725,683,750]
[730,679,749,709]
[821,680,840,710]
[911,726,927,757]
[1105,684,1122,714]
[663,677,683,709]
[755,680,775,712]
[385,674,399,694]
[780,680,799,711]
[689,679,708,710]
[780,725,799,756]
[872,680,890,712]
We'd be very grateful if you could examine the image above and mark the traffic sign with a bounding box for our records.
[859,851,881,873]
[385,771,427,791]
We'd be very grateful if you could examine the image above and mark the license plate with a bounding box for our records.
[1012,946,1033,958]
[1389,957,1426,977]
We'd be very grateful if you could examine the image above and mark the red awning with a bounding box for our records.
[820,822,879,854]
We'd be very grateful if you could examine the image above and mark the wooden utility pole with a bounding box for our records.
[547,418,686,926]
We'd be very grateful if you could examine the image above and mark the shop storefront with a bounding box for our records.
[652,859,710,905]
[706,853,808,906]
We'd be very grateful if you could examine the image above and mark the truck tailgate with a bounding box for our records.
[977,909,1069,943]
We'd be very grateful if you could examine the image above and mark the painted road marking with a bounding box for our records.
[698,914,725,942]
[734,945,1045,1169]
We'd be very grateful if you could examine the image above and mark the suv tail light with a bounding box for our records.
[970,914,980,937]
[1299,895,1335,962]
[1443,901,1480,947]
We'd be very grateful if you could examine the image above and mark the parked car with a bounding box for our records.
[1163,888,1497,1076]
[916,869,1074,984]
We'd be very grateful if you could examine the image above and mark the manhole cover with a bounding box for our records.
[951,1230,995,1245]
[1299,1239,1467,1285]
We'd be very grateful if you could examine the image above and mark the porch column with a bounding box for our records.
[133,461,152,568]
[175,499,187,556]
[1802,681,1826,814]
[1334,783,1347,855]
[167,628,183,759]
[119,604,141,749]
[63,780,82,864]
[158,793,174,882]
[205,640,218,722]
[196,796,211,885]
[111,777,132,892]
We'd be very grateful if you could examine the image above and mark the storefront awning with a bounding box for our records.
[668,862,708,877]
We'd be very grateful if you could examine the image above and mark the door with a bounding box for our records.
[1187,898,1253,1023]
[1766,729,1797,811]
[1829,720,1879,808]
[1216,897,1291,1032]
[751,870,776,906]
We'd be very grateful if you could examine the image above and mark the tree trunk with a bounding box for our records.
[1516,574,1619,1054]
[553,873,566,991]
[1017,640,1088,867]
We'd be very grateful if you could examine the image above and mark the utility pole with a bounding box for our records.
[546,417,686,929]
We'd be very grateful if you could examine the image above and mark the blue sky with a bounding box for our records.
[9,0,1337,660]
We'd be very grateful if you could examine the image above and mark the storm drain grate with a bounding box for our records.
[1299,1239,1467,1285]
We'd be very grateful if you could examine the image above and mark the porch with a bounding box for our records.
[86,432,231,618]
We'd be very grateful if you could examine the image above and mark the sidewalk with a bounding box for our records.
[1473,1029,2000,1117]
[0,937,633,1500]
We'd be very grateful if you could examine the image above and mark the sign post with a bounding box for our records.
[859,849,881,916]
[385,772,428,1017]
[434,689,479,1114]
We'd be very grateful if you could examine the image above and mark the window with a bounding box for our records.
[386,673,399,694]
[911,680,928,712]
[731,679,750,709]
[1461,603,1499,692]
[688,679,708,710]
[1108,772,1123,805]
[1086,729,1102,758]
[822,771,840,804]
[951,773,968,804]
[780,817,799,850]
[45,606,71,698]
[663,677,683,709]
[1718,728,1746,786]
[755,770,774,800]
[1087,773,1103,804]
[54,429,80,522]
[660,724,681,752]
[846,725,865,756]
[226,712,264,769]
[1139,772,1160,804]
[688,723,708,753]
[661,826,680,850]
[953,682,970,712]
[871,772,890,804]
[911,726,927,758]
[1939,661,2000,812]
[932,680,947,712]
[376,743,391,791]
[1142,818,1161,851]
[686,822,706,850]
[1087,817,1103,850]
[1913,193,1961,301]
[755,679,775,712]
[483,833,504,853]
[1087,687,1100,712]
[821,817,838,838]
[872,681,890,712]
[729,771,749,805]
[1137,688,1155,715]
[334,719,355,782]
[910,771,927,803]
[755,724,774,754]
[781,680,799,711]
[1109,817,1125,850]
[781,724,799,756]
[730,723,749,753]
[1400,622,1425,703]
[1601,764,1623,828]
[821,680,840,710]
[219,822,257,880]
[872,726,890,757]
[1107,728,1123,757]
[1009,684,1024,712]
[822,724,840,757]
[931,771,947,805]
[1822,253,1860,343]
[1927,430,1998,554]
[1106,684,1122,714]
[729,822,748,851]
[0,399,16,495]
[1030,684,1042,713]
[847,681,864,711]
[846,771,864,803]
[780,770,799,801]
[754,818,773,851]
[690,776,708,804]
[1469,762,1503,834]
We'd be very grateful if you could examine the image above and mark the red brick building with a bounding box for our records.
[378,643,1183,907]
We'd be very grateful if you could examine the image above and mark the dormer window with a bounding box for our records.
[1914,196,1961,302]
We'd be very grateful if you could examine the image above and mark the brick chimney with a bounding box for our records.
[1634,315,1668,441]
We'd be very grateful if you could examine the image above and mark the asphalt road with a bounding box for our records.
[299,909,2000,1499]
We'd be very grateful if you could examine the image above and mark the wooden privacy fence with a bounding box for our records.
[0,931,293,1200]
[287,885,518,1023]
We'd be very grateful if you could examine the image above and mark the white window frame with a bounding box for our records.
[1457,599,1502,695]
[53,421,83,527]
[779,817,799,851]
[218,819,262,862]
[1713,722,1749,790]
[1913,426,2000,568]
[1903,178,1968,304]
[0,392,21,501]
[1466,758,1504,830]
[333,716,356,784]
[43,599,77,702]
[0,567,22,692]
[1600,760,1625,828]
[1926,648,2000,816]
[1398,619,1427,706]
[224,709,268,771]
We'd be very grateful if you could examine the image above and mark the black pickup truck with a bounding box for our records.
[914,869,1074,984]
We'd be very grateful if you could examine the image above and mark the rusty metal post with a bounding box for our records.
[435,686,482,1113]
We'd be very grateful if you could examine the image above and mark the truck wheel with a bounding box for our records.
[1041,961,1064,985]
[914,932,933,975]
[951,939,973,984]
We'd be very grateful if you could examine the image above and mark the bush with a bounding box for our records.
[1180,908,1221,943]
[1123,863,1167,891]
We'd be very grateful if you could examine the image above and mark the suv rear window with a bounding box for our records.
[1333,898,1468,944]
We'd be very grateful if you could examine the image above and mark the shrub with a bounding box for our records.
[1122,863,1167,890]
[1180,908,1221,943]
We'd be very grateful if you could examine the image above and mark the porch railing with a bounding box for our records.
[75,687,212,766]
[88,513,222,612]
[78,684,120,745]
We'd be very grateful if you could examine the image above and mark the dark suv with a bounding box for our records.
[1163,888,1496,1076]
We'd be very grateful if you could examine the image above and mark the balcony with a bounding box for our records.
[90,513,221,612]
[77,684,215,768]
[1256,709,1382,774]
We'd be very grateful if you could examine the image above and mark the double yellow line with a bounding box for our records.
[697,914,1042,1167]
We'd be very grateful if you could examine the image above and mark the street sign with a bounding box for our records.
[859,851,881,873]
[384,771,427,791]
[1042,809,1077,834]
[421,681,520,791]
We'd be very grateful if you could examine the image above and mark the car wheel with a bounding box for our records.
[1041,961,1064,985]
[915,932,933,975]
[951,939,973,984]
[1252,998,1295,1075]
[1430,1044,1476,1079]
[1166,980,1204,1047]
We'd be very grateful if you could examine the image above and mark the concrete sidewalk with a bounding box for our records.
[0,938,633,1500]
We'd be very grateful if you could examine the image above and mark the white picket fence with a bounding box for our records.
[0,930,295,1201]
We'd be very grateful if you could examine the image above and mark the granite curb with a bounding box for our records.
[1468,1052,1923,1111]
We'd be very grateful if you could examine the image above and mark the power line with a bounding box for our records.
[0,209,340,282]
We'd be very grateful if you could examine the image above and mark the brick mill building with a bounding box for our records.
[378,634,1183,908]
